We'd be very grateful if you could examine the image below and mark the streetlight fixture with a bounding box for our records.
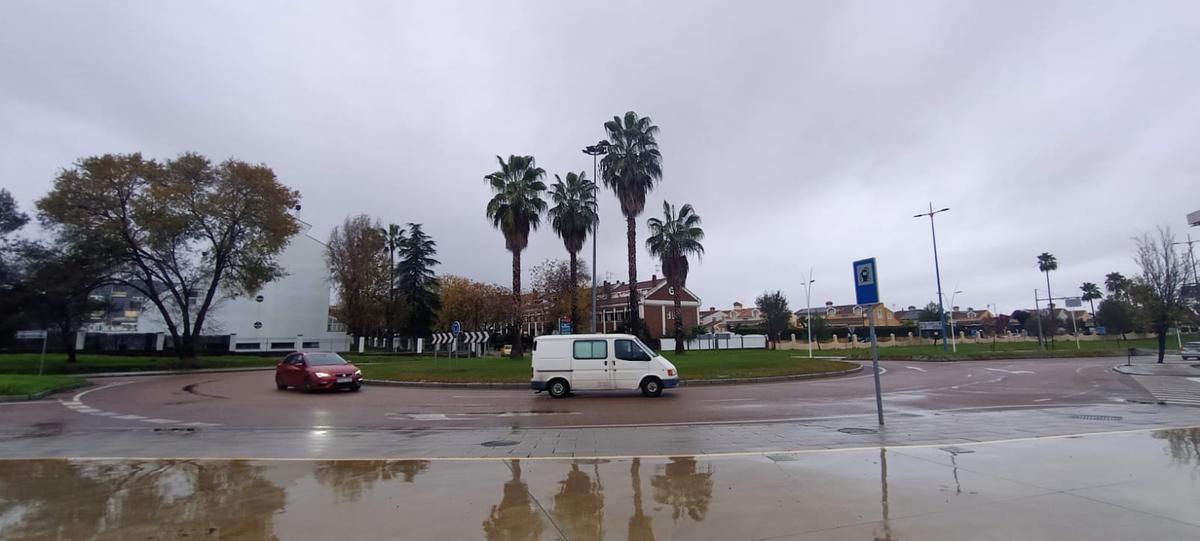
[802,270,816,358]
[914,203,951,352]
[949,289,963,353]
[582,140,610,333]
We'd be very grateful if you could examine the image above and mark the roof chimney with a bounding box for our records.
[907,305,916,310]
[953,306,960,312]
[732,302,743,309]
[709,306,715,311]
[825,301,833,307]
[651,274,657,282]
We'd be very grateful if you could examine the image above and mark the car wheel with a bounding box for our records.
[276,378,287,391]
[303,378,314,393]
[641,377,663,398]
[548,379,570,398]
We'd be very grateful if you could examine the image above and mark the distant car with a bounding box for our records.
[1181,342,1200,361]
[275,351,362,392]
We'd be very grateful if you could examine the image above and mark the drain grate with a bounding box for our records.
[480,440,518,447]
[838,427,879,435]
[1070,414,1123,421]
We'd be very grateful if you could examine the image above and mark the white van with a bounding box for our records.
[530,333,679,398]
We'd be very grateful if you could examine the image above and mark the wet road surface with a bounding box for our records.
[1,427,1197,540]
[0,357,1153,432]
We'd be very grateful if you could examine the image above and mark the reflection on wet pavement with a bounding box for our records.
[1,427,1198,540]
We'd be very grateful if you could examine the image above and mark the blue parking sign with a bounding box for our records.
[853,258,879,305]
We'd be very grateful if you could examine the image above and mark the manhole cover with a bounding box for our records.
[1070,415,1123,421]
[765,454,799,462]
[939,446,975,455]
[838,427,878,435]
[480,440,518,447]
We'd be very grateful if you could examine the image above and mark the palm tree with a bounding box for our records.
[601,111,663,336]
[1037,252,1058,345]
[1105,272,1130,301]
[1080,282,1102,325]
[646,201,704,354]
[381,224,405,350]
[485,155,547,358]
[548,171,598,331]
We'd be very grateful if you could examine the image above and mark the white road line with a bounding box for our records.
[905,366,927,372]
[112,414,146,420]
[1033,398,1052,402]
[71,381,136,402]
[984,368,1036,375]
[142,418,180,424]
[0,400,60,406]
[704,398,756,402]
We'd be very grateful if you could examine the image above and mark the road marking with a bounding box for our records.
[389,412,583,421]
[0,400,60,406]
[905,366,927,372]
[704,398,756,402]
[60,378,224,427]
[5,425,1193,463]
[985,368,1036,375]
[1033,398,1052,402]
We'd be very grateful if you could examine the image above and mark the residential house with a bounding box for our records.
[795,301,901,329]
[522,275,701,339]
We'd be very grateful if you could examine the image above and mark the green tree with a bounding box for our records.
[548,171,598,330]
[16,241,115,362]
[1037,252,1058,345]
[1105,272,1132,302]
[381,223,405,348]
[646,201,704,354]
[755,291,791,348]
[0,189,30,338]
[485,155,547,358]
[327,214,389,339]
[397,223,440,338]
[1132,227,1188,363]
[1080,281,1102,324]
[1096,299,1135,340]
[37,153,300,359]
[601,111,663,337]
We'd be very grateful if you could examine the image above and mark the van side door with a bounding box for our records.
[611,338,653,390]
[571,339,612,390]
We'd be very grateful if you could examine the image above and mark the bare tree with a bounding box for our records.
[1133,226,1187,363]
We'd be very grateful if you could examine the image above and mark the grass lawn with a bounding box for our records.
[357,349,858,383]
[0,353,280,375]
[0,374,87,396]
[837,336,1196,361]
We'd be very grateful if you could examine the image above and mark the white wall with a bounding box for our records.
[136,221,348,352]
[661,334,768,351]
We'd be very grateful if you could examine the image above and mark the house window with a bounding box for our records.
[853,306,863,315]
[302,341,320,349]
[827,308,836,317]
[235,342,259,350]
[270,342,294,349]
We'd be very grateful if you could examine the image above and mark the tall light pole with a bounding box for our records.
[582,140,609,333]
[914,203,951,352]
[1173,234,1199,285]
[949,289,962,353]
[802,270,815,358]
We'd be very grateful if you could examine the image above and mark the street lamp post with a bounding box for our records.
[582,140,609,334]
[802,270,815,358]
[914,203,951,352]
[949,289,962,353]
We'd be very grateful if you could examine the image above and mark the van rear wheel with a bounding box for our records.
[548,379,570,398]
[641,377,663,397]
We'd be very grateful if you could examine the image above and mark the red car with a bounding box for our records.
[275,351,363,392]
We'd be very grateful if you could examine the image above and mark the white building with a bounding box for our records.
[131,219,349,352]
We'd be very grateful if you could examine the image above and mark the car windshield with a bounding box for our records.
[306,353,348,366]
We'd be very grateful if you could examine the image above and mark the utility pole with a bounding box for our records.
[914,203,951,352]
[803,270,815,358]
[582,141,609,333]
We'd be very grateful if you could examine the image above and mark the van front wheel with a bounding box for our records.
[641,378,663,397]
[548,379,570,398]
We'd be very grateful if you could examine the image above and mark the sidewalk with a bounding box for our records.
[1113,361,1200,377]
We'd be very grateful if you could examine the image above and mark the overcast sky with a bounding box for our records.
[3,1,1199,317]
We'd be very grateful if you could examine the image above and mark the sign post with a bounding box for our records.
[853,258,884,426]
[1065,297,1082,350]
[559,318,573,335]
[17,330,48,376]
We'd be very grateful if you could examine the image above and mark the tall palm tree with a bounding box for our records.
[646,201,704,354]
[1105,272,1130,301]
[381,223,405,350]
[548,171,598,331]
[1080,281,1102,325]
[485,155,547,358]
[601,111,663,336]
[1037,252,1058,345]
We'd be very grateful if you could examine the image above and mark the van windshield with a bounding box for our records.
[633,339,656,356]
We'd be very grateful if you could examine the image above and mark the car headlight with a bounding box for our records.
[354,370,362,377]
[314,372,331,378]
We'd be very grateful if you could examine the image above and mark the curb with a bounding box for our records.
[0,381,90,402]
[365,362,864,390]
[81,366,276,378]
[1111,364,1200,377]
